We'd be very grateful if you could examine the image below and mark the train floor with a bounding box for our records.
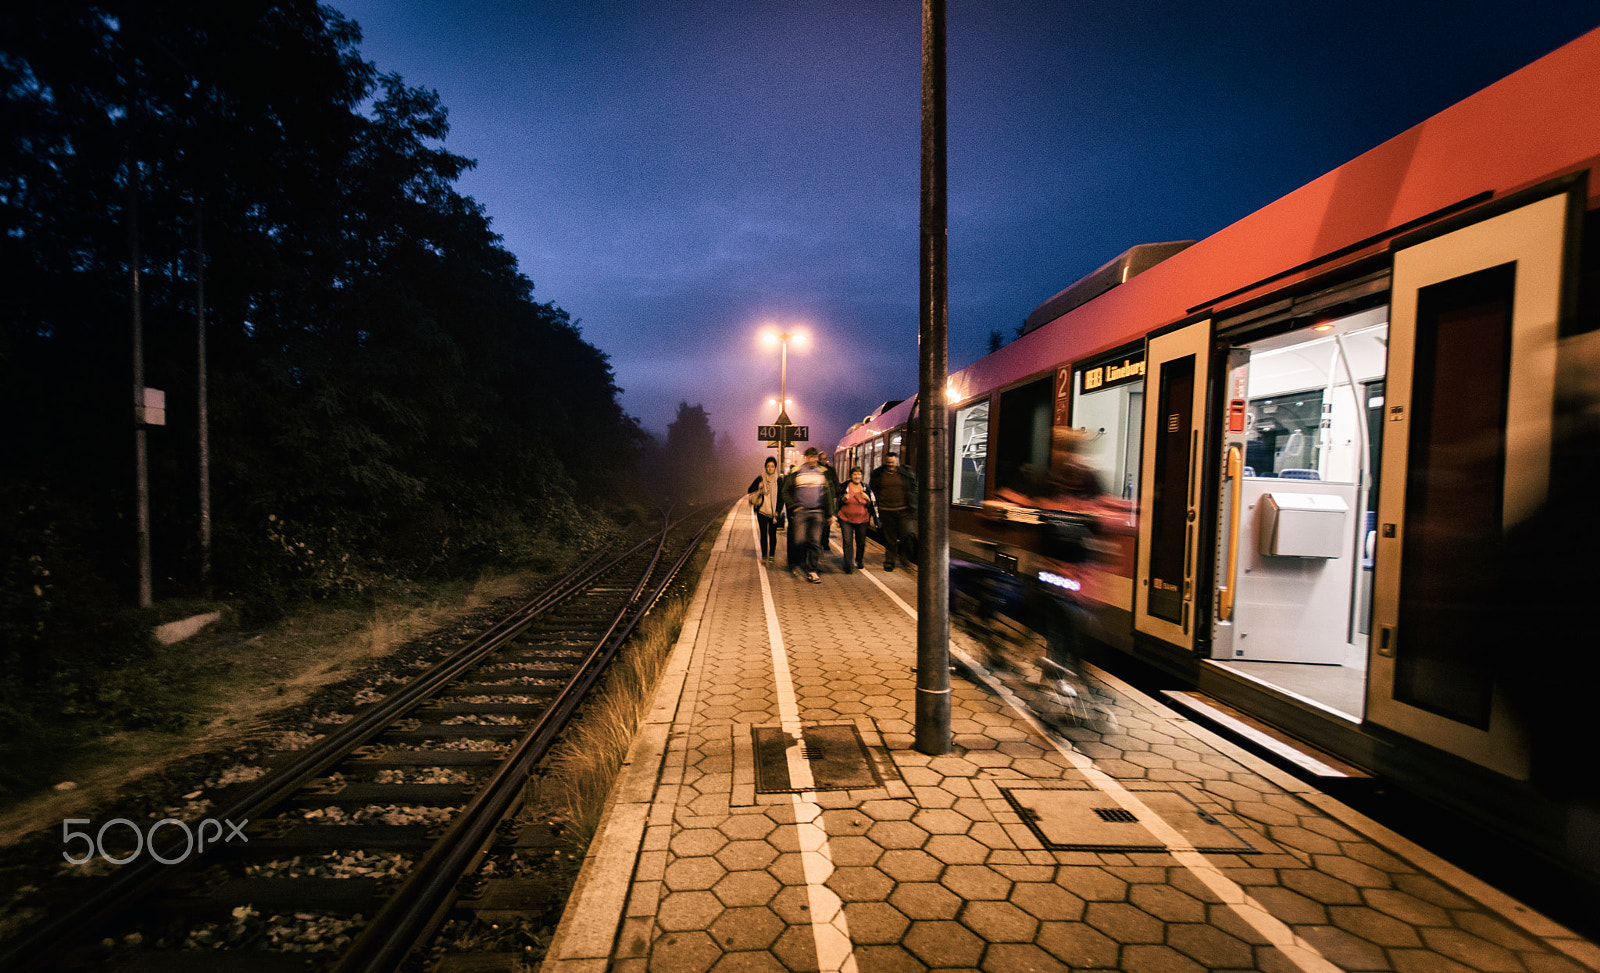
[540,501,1598,972]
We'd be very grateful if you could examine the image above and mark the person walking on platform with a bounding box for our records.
[817,454,841,561]
[747,457,782,562]
[871,451,917,571]
[780,448,837,583]
[836,467,876,573]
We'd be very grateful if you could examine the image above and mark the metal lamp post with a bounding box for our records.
[765,331,805,471]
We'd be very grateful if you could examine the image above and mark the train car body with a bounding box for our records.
[837,27,1600,891]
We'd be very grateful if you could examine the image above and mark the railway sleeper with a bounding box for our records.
[239,822,435,852]
[379,724,523,743]
[151,876,387,918]
[287,782,474,805]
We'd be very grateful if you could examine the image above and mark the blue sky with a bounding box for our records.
[327,1,1598,454]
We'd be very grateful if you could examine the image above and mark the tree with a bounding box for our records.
[2,0,647,617]
[664,403,716,505]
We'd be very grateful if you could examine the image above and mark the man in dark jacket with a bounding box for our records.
[870,452,917,570]
[817,454,841,558]
[781,448,838,583]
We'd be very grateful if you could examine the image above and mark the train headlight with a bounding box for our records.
[1038,570,1081,592]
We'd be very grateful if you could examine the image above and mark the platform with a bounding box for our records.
[541,502,1598,972]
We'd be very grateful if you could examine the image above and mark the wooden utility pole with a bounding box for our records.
[916,0,951,755]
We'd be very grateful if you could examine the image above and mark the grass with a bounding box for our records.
[0,567,543,848]
[534,598,685,850]
[532,537,713,854]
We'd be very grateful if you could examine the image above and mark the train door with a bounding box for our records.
[1368,184,1578,779]
[1135,319,1212,652]
[1210,308,1388,721]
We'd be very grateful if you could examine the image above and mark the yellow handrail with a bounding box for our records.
[1219,445,1242,621]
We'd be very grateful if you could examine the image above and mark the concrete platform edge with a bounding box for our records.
[540,503,740,971]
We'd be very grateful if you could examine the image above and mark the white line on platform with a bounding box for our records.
[753,512,858,973]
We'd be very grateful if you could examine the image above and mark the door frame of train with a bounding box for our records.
[1368,175,1584,780]
[1134,317,1216,653]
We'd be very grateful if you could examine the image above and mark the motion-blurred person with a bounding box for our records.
[836,467,876,574]
[817,454,841,560]
[870,452,917,570]
[747,457,782,562]
[781,448,837,583]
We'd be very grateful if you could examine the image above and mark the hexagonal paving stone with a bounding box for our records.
[923,833,989,866]
[1009,881,1086,922]
[715,839,781,871]
[939,863,1011,901]
[1167,920,1255,969]
[707,951,786,973]
[876,848,944,883]
[902,919,985,968]
[1297,922,1394,971]
[911,807,974,835]
[670,828,730,857]
[859,799,917,822]
[1129,882,1206,923]
[1055,864,1130,902]
[655,890,725,932]
[981,943,1071,972]
[711,868,781,908]
[846,944,925,972]
[1118,943,1208,973]
[828,865,894,902]
[866,819,930,849]
[823,834,884,867]
[1083,901,1166,944]
[1037,919,1120,968]
[663,855,727,892]
[719,812,778,842]
[958,899,1037,942]
[889,881,962,920]
[706,905,785,951]
[841,900,912,945]
[649,929,722,971]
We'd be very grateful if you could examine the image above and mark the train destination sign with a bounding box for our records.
[1080,355,1146,393]
[757,424,808,443]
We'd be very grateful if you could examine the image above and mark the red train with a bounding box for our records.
[838,27,1600,894]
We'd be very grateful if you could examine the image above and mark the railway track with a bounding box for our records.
[1,506,724,973]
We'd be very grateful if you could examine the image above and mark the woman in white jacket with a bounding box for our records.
[747,457,783,561]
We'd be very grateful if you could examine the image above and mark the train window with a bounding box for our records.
[953,400,989,505]
[1072,354,1145,501]
[995,377,1054,497]
[1245,391,1323,477]
[1240,309,1388,485]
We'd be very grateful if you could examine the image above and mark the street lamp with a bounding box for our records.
[762,330,807,472]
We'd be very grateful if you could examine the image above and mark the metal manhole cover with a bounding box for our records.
[752,723,881,793]
[1002,787,1257,854]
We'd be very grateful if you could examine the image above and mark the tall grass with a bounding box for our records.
[535,594,687,851]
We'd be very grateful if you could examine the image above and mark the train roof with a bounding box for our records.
[1020,241,1195,336]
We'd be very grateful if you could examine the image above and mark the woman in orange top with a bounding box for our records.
[836,467,876,574]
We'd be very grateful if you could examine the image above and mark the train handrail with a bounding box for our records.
[1219,445,1243,622]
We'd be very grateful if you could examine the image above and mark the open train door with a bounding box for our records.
[1368,179,1582,779]
[1135,318,1214,653]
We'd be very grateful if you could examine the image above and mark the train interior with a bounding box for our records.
[1209,306,1389,722]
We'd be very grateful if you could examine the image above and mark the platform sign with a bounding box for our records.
[757,424,809,444]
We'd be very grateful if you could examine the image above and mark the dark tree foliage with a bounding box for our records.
[1,1,645,666]
[664,402,717,505]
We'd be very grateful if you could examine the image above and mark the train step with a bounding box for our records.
[1161,690,1372,781]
